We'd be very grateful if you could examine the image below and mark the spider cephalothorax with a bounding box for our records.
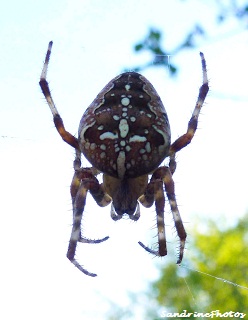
[39,41,209,276]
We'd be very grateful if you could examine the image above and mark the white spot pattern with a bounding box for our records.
[129,135,147,143]
[100,132,118,140]
[117,151,126,178]
[119,119,129,138]
[121,97,130,106]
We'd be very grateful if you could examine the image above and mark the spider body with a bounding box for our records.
[78,72,171,218]
[39,41,209,277]
[79,72,171,180]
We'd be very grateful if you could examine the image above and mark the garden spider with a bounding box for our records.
[39,41,209,277]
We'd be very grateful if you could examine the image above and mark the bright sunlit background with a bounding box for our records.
[1,0,248,319]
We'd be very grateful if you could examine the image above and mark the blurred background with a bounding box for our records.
[0,0,248,319]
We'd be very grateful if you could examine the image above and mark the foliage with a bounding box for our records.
[126,0,248,74]
[152,215,248,316]
[106,215,248,319]
[215,0,248,23]
[127,26,204,75]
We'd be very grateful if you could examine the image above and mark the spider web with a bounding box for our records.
[181,264,248,292]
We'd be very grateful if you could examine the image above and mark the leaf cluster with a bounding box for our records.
[152,215,248,314]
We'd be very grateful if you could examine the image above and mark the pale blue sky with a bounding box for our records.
[1,0,248,319]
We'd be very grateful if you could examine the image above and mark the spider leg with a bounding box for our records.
[71,151,110,243]
[67,182,96,276]
[161,167,186,263]
[169,52,209,175]
[139,177,167,256]
[68,164,111,276]
[139,167,186,263]
[39,41,79,150]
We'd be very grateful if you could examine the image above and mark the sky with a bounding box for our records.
[1,0,248,319]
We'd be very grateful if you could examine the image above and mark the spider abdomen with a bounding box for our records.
[79,72,171,179]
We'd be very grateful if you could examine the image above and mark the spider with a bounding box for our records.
[39,41,209,277]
